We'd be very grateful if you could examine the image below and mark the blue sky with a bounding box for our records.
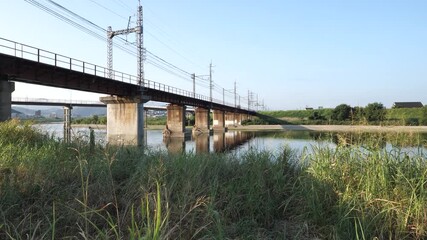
[1,0,426,110]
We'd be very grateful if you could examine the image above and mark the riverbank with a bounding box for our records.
[71,124,106,129]
[71,124,170,130]
[70,123,427,133]
[230,124,427,132]
[71,123,427,132]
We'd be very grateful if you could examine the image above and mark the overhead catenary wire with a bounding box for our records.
[82,0,207,73]
[26,0,193,83]
[88,0,129,20]
[24,0,253,107]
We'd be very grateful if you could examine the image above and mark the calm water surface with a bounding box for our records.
[35,123,427,156]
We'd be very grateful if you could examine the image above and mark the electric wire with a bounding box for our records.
[88,0,129,20]
[24,0,252,106]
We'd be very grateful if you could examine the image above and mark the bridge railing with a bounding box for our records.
[12,97,104,105]
[0,37,250,111]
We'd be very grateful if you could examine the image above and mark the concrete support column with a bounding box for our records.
[236,113,243,125]
[100,95,146,145]
[163,104,186,138]
[144,109,148,128]
[241,114,248,122]
[192,107,210,135]
[225,112,235,127]
[63,105,72,143]
[212,110,227,132]
[0,80,15,122]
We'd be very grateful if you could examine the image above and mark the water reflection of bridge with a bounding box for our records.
[164,131,254,154]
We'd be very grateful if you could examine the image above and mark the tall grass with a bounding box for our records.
[1,120,426,239]
[299,142,427,239]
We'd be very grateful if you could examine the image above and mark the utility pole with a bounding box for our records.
[247,90,251,111]
[222,88,225,105]
[192,73,196,98]
[209,62,213,102]
[234,81,237,108]
[136,2,144,88]
[107,26,113,79]
[256,94,259,111]
[107,1,144,87]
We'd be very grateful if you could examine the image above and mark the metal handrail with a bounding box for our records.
[11,97,172,110]
[0,37,250,111]
[12,97,103,105]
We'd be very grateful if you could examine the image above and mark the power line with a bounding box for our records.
[110,0,133,11]
[46,0,105,31]
[26,0,194,83]
[88,0,128,20]
[24,0,253,107]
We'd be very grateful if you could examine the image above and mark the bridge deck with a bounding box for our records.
[0,38,254,114]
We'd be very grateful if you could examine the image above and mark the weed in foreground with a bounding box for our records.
[1,120,426,239]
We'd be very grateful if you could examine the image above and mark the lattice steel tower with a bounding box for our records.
[107,2,144,89]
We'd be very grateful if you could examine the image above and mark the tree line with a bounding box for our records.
[311,102,427,126]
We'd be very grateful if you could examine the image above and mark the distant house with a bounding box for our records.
[393,102,423,108]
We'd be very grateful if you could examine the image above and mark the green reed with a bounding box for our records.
[1,120,426,239]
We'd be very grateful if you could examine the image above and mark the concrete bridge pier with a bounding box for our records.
[63,105,72,143]
[0,80,15,122]
[192,107,210,135]
[236,113,244,125]
[212,110,227,132]
[100,95,147,145]
[225,112,236,127]
[163,104,186,138]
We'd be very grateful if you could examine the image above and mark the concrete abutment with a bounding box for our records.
[0,80,15,122]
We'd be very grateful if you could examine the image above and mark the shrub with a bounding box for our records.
[364,102,386,122]
[308,111,325,120]
[421,106,427,126]
[331,104,352,121]
[405,118,419,126]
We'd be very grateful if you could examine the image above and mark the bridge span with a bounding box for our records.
[0,37,254,144]
[11,97,195,112]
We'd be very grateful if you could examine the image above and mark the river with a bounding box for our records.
[34,123,427,156]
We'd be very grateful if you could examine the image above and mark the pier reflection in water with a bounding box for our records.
[194,133,210,154]
[36,124,427,156]
[36,124,325,154]
[164,131,255,154]
[163,136,187,154]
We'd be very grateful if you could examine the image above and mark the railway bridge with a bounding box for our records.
[0,37,255,145]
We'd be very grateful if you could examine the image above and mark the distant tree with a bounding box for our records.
[364,102,386,122]
[92,115,99,124]
[99,116,107,125]
[331,104,352,121]
[351,107,364,121]
[421,106,427,126]
[308,111,325,120]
